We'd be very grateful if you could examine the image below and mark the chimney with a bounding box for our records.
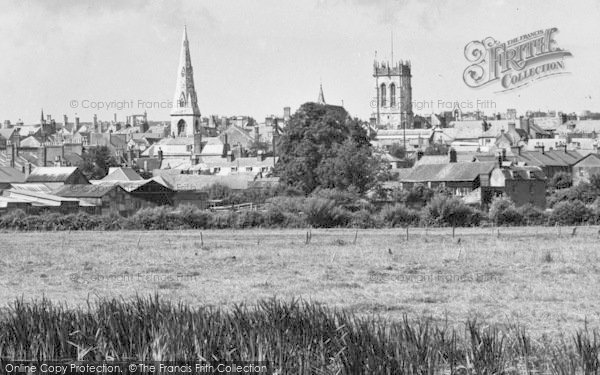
[157,147,163,161]
[254,126,260,141]
[113,113,117,123]
[283,107,291,121]
[46,114,51,122]
[10,143,15,168]
[257,149,265,161]
[194,132,202,155]
[63,114,68,129]
[519,117,530,136]
[42,146,47,167]
[226,150,234,162]
[507,122,516,133]
[93,114,98,132]
[534,143,545,154]
[75,117,80,132]
[449,148,457,163]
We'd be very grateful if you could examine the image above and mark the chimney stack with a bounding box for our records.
[449,148,457,163]
[226,150,234,162]
[508,122,516,133]
[75,117,80,132]
[63,115,68,129]
[93,114,98,133]
[10,143,15,168]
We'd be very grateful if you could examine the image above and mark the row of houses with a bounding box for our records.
[384,145,600,209]
[0,165,279,215]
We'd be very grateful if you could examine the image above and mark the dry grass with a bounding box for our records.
[1,226,599,340]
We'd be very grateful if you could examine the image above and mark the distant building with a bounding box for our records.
[372,60,413,130]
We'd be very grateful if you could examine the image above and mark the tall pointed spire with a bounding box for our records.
[317,83,326,105]
[170,26,201,137]
[40,109,45,124]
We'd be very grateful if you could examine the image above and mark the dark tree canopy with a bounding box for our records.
[77,146,119,180]
[275,103,377,194]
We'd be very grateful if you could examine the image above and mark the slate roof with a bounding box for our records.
[401,162,496,183]
[25,167,81,183]
[0,167,26,183]
[508,150,582,167]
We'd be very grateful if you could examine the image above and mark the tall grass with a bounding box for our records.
[0,296,598,374]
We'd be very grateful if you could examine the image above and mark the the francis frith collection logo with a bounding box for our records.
[463,27,572,92]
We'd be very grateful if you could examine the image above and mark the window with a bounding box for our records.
[390,83,396,107]
[213,167,221,173]
[380,83,387,107]
[246,167,253,172]
[579,167,584,177]
[231,167,237,172]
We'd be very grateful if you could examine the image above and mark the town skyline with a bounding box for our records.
[2,0,600,124]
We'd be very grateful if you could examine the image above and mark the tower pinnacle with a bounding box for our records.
[317,83,326,105]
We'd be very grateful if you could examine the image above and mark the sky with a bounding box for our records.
[1,0,599,124]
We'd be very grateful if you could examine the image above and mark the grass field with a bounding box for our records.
[1,226,598,340]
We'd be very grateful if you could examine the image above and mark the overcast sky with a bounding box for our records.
[1,0,599,124]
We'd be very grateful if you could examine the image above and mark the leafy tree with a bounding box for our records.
[388,143,406,159]
[548,172,572,190]
[424,143,450,156]
[275,103,377,194]
[77,146,119,180]
[247,138,271,156]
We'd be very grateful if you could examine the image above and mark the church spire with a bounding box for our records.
[170,26,201,137]
[317,83,326,105]
[40,109,45,124]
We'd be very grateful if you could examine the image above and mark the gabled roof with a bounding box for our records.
[0,128,17,140]
[401,162,496,183]
[102,167,143,181]
[93,178,174,193]
[25,167,86,183]
[509,150,582,167]
[20,135,42,148]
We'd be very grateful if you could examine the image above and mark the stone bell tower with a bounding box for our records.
[170,26,201,138]
[372,59,413,130]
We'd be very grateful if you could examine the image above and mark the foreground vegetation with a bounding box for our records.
[1,296,600,374]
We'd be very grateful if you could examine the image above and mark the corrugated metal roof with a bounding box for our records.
[54,184,118,198]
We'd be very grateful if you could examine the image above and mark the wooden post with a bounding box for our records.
[452,226,456,238]
[405,226,409,241]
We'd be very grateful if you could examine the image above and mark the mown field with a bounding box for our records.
[1,226,598,339]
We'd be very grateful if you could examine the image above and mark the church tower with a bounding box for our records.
[372,59,413,130]
[170,26,201,137]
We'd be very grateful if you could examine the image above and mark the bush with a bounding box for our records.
[549,200,591,225]
[302,198,351,228]
[422,195,481,227]
[548,172,572,190]
[516,204,548,226]
[351,209,382,228]
[236,211,265,228]
[379,204,420,227]
[489,197,524,226]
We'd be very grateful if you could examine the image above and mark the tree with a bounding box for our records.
[275,103,376,194]
[77,146,119,180]
[548,172,572,190]
[247,138,270,156]
[388,143,406,159]
[424,143,450,156]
